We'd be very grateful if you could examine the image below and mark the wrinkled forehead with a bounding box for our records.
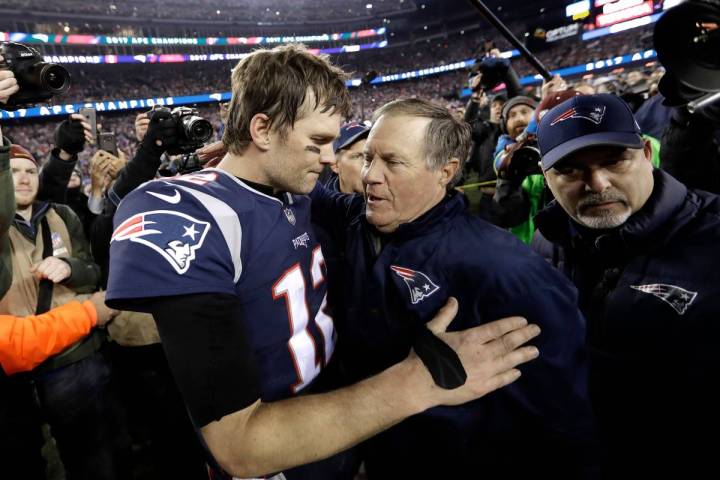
[366,114,430,157]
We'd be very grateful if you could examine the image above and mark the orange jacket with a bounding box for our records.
[0,300,97,375]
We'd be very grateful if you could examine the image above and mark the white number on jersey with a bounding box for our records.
[272,247,335,393]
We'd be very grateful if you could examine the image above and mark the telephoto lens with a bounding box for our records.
[0,41,71,110]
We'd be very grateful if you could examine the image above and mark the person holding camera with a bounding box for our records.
[463,48,519,221]
[491,88,542,244]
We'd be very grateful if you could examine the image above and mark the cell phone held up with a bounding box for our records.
[97,132,118,157]
[78,106,96,139]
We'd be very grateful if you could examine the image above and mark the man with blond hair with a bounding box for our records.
[107,44,540,479]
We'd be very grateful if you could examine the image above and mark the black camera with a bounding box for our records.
[150,106,214,155]
[499,134,542,181]
[0,42,71,110]
[469,56,511,92]
[654,0,720,112]
[158,152,202,177]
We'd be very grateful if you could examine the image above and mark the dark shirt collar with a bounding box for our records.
[536,169,687,255]
[13,201,50,240]
[238,177,274,197]
[364,189,468,241]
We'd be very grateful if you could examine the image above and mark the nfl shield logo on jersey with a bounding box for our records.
[390,265,440,305]
[284,207,296,226]
[111,210,211,275]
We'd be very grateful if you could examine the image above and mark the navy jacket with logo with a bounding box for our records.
[533,170,720,477]
[311,185,598,478]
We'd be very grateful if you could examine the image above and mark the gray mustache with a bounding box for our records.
[578,192,628,210]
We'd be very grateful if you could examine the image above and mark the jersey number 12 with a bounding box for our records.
[272,246,335,393]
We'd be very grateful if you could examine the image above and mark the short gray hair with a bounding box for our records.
[372,98,471,186]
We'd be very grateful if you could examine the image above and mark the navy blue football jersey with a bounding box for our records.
[107,168,336,401]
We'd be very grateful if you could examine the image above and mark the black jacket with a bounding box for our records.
[312,186,598,478]
[661,107,720,194]
[93,144,162,286]
[533,170,720,477]
[464,101,501,182]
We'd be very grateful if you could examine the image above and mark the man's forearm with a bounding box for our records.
[203,356,431,478]
[38,148,76,203]
[107,144,161,206]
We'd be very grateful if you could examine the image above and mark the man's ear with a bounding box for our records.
[249,113,272,152]
[643,139,653,165]
[440,158,461,187]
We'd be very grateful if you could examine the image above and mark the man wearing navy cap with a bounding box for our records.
[534,93,720,477]
[325,122,369,194]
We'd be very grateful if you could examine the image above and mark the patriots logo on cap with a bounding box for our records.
[630,283,698,315]
[391,265,440,305]
[551,105,606,126]
[111,210,211,275]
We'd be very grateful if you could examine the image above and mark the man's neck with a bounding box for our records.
[216,151,273,187]
[16,204,32,222]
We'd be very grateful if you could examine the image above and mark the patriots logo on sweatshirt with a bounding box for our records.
[630,283,698,315]
[390,265,440,305]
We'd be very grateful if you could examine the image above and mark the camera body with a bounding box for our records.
[149,106,214,155]
[469,56,511,93]
[499,134,542,181]
[0,42,71,110]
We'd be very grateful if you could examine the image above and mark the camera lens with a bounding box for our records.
[185,117,213,143]
[39,64,71,93]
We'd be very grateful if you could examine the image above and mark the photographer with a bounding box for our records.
[2,47,93,216]
[490,74,557,244]
[463,48,520,220]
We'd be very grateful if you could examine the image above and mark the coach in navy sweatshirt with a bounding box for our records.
[533,93,720,478]
[312,98,598,479]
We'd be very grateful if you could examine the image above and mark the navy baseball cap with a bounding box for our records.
[334,122,370,153]
[537,93,643,171]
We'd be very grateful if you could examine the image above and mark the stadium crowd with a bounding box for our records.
[5,0,412,23]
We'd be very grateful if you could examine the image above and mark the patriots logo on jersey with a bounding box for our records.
[551,105,606,126]
[630,283,698,315]
[390,265,440,305]
[111,210,211,275]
